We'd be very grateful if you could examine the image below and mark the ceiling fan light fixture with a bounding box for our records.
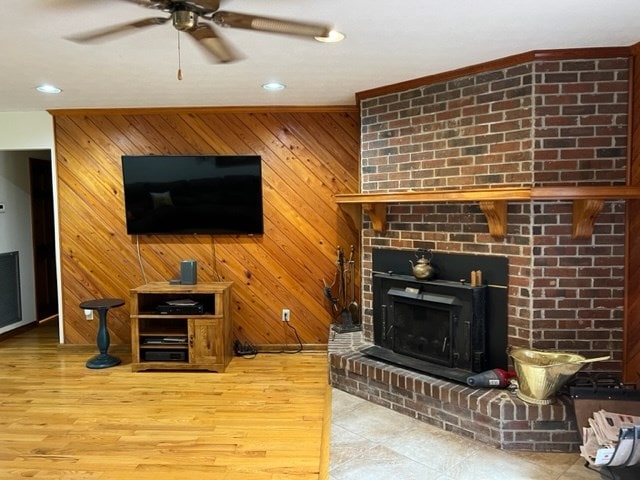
[262,82,286,91]
[36,84,62,94]
[315,30,344,43]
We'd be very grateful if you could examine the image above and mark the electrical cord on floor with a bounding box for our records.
[234,339,257,358]
[233,322,304,358]
[280,321,303,354]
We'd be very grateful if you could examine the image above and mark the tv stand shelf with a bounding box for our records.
[130,282,233,372]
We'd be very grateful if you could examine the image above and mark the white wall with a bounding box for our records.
[0,112,58,337]
[0,112,55,150]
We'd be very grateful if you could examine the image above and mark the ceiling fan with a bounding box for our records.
[67,0,335,63]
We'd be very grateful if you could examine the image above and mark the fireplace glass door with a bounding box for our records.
[388,288,460,367]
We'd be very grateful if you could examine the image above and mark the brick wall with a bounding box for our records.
[359,56,629,373]
[362,64,534,191]
[530,58,628,360]
[534,58,628,184]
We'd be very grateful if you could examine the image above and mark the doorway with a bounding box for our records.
[29,156,58,321]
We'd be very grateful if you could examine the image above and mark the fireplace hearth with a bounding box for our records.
[329,331,581,451]
[329,250,581,452]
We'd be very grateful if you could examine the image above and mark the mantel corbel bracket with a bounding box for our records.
[572,199,604,239]
[478,200,507,240]
[362,203,387,232]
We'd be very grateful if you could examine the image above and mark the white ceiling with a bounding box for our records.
[3,0,640,112]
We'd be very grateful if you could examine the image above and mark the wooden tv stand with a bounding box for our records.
[129,282,233,372]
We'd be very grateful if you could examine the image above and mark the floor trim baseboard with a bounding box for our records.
[255,343,328,352]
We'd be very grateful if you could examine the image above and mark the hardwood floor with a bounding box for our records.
[0,320,329,479]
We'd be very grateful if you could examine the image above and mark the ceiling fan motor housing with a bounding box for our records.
[173,10,198,31]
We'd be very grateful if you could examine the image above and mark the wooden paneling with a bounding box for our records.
[51,107,360,347]
[626,45,640,386]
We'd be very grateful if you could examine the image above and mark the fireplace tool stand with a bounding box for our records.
[324,245,361,333]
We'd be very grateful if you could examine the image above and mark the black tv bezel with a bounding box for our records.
[121,154,264,236]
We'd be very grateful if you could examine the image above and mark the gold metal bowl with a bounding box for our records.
[509,347,587,405]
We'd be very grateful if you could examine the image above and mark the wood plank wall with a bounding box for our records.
[51,107,360,348]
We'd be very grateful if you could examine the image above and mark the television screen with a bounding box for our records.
[121,154,263,235]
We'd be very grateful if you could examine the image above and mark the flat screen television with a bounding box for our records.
[121,154,263,235]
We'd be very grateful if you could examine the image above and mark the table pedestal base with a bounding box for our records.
[86,353,121,369]
[79,298,125,370]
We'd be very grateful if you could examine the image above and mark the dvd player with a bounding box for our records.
[143,350,186,361]
[156,303,204,315]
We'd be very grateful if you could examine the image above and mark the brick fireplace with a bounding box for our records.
[330,50,630,451]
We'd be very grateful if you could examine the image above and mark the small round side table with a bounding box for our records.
[80,298,125,369]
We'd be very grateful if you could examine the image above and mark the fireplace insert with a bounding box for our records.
[364,274,487,382]
[362,249,508,383]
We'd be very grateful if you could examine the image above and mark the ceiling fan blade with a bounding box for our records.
[119,0,173,8]
[211,11,331,39]
[188,24,238,63]
[67,17,169,43]
[186,0,221,12]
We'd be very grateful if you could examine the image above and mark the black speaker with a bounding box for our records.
[180,260,197,285]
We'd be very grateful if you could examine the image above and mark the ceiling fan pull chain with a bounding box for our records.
[177,31,183,80]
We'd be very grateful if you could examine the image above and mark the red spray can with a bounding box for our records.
[466,368,516,388]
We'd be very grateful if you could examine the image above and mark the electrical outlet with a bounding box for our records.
[281,308,290,322]
[84,309,93,320]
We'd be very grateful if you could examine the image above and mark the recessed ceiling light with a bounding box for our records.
[315,30,345,43]
[36,84,62,94]
[262,82,286,91]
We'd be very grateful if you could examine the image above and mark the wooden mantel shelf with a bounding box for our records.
[335,186,640,240]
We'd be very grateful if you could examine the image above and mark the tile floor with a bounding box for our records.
[329,388,603,480]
